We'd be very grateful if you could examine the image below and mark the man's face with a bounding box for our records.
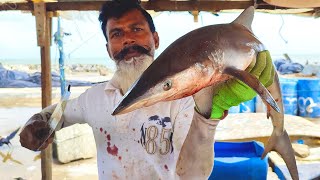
[106,9,159,62]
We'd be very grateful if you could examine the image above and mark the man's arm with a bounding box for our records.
[173,96,219,179]
[19,96,86,151]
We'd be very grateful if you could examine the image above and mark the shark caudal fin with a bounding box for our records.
[232,6,255,32]
[223,66,280,113]
[262,129,299,180]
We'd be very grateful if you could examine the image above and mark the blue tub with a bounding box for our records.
[297,78,320,118]
[228,105,240,114]
[240,97,256,113]
[280,78,298,115]
[209,141,268,180]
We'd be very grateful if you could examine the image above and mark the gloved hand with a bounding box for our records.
[19,105,56,151]
[193,50,275,119]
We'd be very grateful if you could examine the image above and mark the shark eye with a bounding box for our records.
[163,80,172,91]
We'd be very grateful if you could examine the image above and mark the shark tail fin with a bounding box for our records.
[262,129,299,180]
[232,6,255,32]
[223,66,280,113]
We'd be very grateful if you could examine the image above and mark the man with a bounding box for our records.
[20,0,275,179]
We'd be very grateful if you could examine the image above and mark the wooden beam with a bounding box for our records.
[40,12,53,180]
[34,2,46,46]
[1,1,292,12]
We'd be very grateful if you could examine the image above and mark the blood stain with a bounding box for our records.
[118,156,122,160]
[104,130,107,134]
[132,128,135,131]
[107,134,111,141]
[107,145,118,156]
[107,142,111,146]
[164,164,168,171]
[100,128,103,132]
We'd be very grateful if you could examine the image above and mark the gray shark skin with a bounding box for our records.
[112,6,299,180]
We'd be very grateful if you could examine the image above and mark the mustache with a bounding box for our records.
[114,45,151,61]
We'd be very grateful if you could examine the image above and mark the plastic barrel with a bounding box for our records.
[209,141,268,180]
[297,78,320,118]
[229,105,240,114]
[280,78,298,115]
[255,96,266,113]
[240,97,256,113]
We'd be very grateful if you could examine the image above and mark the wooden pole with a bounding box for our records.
[36,2,53,179]
[40,14,52,180]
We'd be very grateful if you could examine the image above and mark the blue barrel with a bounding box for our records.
[280,78,298,115]
[240,97,256,113]
[297,78,320,118]
[229,105,240,114]
[209,141,268,180]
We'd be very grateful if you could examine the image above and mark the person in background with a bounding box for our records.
[19,0,275,179]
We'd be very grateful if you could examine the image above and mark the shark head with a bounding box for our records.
[111,55,218,115]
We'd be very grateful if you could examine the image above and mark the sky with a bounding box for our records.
[0,10,319,65]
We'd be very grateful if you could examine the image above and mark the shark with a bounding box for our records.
[112,6,299,180]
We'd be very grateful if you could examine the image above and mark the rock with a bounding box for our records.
[292,143,310,158]
[53,123,96,164]
[98,67,112,76]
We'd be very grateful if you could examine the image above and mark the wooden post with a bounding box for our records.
[40,12,52,180]
[35,1,53,179]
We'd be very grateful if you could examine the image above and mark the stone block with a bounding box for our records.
[53,123,96,164]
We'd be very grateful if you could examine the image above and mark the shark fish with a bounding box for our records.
[112,6,299,180]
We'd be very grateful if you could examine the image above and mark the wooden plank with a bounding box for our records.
[40,12,53,180]
[34,2,46,46]
[264,0,320,8]
[0,1,287,11]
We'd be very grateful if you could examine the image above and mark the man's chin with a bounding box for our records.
[113,55,153,94]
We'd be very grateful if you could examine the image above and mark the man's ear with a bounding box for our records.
[153,32,159,49]
[106,43,112,58]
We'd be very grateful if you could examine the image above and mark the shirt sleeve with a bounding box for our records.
[61,92,88,127]
[172,97,195,163]
[172,97,220,179]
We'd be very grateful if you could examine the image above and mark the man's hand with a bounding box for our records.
[193,50,275,119]
[19,112,54,151]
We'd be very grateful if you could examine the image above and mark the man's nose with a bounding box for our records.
[123,33,136,46]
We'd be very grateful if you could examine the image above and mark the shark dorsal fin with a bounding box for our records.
[232,6,255,32]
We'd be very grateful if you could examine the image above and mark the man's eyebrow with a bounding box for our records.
[109,28,122,35]
[130,22,144,27]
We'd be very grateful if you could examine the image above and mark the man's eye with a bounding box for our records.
[133,28,142,32]
[111,32,121,38]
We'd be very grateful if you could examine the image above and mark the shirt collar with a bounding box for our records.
[104,79,119,91]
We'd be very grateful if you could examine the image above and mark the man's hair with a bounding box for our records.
[98,0,156,42]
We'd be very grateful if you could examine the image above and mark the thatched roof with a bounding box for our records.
[0,0,319,17]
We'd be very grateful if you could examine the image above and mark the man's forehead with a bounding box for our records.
[106,9,147,30]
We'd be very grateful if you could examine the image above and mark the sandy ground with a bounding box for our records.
[0,108,98,180]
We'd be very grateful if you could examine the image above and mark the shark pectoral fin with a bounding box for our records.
[262,130,299,180]
[223,66,280,113]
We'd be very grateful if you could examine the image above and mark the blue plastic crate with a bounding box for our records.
[209,141,268,180]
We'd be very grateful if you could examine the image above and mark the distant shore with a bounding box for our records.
[0,63,114,108]
[1,63,115,76]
